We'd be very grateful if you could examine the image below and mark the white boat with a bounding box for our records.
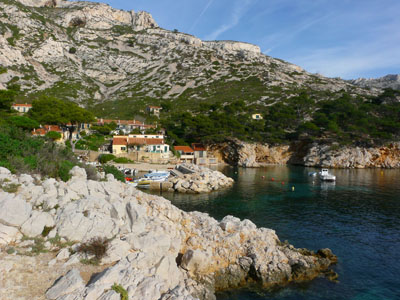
[143,170,170,179]
[132,170,170,189]
[319,169,336,181]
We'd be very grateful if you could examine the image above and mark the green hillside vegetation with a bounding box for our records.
[161,89,400,146]
[0,90,97,181]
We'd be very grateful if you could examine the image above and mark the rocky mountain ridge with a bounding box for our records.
[350,74,400,90]
[0,0,377,118]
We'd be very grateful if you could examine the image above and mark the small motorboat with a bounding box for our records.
[308,172,317,177]
[319,169,336,181]
[143,170,170,179]
[132,170,170,189]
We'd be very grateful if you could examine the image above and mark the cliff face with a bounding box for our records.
[209,140,293,167]
[211,140,400,169]
[0,0,374,106]
[302,143,400,168]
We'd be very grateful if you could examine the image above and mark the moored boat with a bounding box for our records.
[319,169,336,181]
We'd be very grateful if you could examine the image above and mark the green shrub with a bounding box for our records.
[103,165,125,182]
[112,157,133,164]
[98,154,116,164]
[0,183,20,193]
[58,160,74,182]
[6,247,15,254]
[112,284,128,300]
[45,131,62,141]
[41,226,54,237]
[69,47,77,54]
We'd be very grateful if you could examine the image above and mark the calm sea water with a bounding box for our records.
[150,166,400,300]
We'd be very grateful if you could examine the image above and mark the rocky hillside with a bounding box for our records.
[0,0,376,118]
[350,74,400,90]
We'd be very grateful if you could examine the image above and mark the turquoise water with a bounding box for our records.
[152,166,400,300]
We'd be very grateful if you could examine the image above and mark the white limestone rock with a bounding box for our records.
[56,248,70,260]
[18,174,34,185]
[20,210,55,237]
[180,249,211,275]
[45,269,85,300]
[101,238,131,264]
[0,167,11,175]
[69,166,87,180]
[0,192,32,227]
[132,11,158,31]
[0,223,22,245]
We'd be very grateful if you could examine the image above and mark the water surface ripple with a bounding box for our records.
[152,166,400,300]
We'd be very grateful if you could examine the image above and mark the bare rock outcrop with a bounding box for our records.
[132,11,158,31]
[0,167,337,300]
[211,140,400,169]
[167,164,234,193]
[210,140,292,167]
[302,142,400,168]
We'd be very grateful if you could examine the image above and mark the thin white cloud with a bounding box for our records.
[189,0,214,32]
[204,0,254,41]
[291,37,400,79]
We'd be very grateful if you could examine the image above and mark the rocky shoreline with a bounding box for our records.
[0,166,337,300]
[210,140,400,169]
[164,164,234,194]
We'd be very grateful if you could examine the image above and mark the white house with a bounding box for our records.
[12,103,32,113]
[252,113,263,120]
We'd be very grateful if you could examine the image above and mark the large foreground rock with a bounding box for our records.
[45,269,85,299]
[0,192,32,227]
[0,167,337,300]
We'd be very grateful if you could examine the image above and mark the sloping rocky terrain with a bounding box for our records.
[0,0,376,118]
[350,74,400,90]
[0,166,337,299]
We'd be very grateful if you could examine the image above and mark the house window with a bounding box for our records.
[153,146,156,152]
[121,147,126,151]
[164,146,168,152]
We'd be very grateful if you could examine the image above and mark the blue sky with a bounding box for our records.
[99,0,400,79]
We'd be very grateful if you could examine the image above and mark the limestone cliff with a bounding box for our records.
[0,0,374,107]
[210,140,400,169]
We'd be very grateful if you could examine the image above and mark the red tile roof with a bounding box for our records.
[96,119,156,128]
[128,138,164,145]
[113,137,128,146]
[44,125,62,132]
[32,128,47,136]
[174,146,194,153]
[12,103,32,107]
[191,143,206,151]
[32,125,63,136]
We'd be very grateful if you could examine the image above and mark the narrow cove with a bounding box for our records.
[151,166,400,300]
